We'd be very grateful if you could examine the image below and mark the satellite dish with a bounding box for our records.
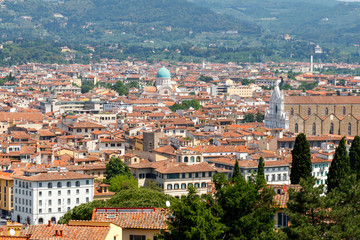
[165,200,171,207]
[9,229,15,236]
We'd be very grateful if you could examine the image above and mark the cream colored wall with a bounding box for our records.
[105,223,123,240]
[122,229,159,240]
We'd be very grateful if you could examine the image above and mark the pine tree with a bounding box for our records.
[327,137,351,192]
[290,133,312,184]
[349,135,360,179]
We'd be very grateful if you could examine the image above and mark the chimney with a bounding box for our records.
[55,230,59,236]
[59,230,63,237]
[48,220,51,227]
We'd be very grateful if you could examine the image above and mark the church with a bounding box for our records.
[265,83,360,136]
[143,66,177,96]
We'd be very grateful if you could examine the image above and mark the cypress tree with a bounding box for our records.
[256,156,266,187]
[327,137,351,192]
[233,160,241,181]
[349,135,360,179]
[290,133,312,184]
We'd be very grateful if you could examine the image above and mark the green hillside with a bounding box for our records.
[0,0,260,44]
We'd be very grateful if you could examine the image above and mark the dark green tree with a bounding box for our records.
[233,160,241,181]
[81,80,95,93]
[255,112,264,122]
[105,157,131,182]
[284,177,327,240]
[256,156,265,186]
[159,187,224,240]
[241,79,250,85]
[327,137,351,192]
[290,133,312,184]
[243,113,255,123]
[108,175,138,192]
[349,135,360,179]
[214,173,277,239]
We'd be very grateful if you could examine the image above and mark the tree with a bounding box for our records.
[257,156,265,186]
[243,113,255,123]
[108,175,138,192]
[255,112,264,122]
[349,135,360,179]
[81,80,94,93]
[284,177,328,240]
[290,133,312,184]
[198,75,213,83]
[233,160,241,181]
[327,137,351,192]
[105,157,131,182]
[214,173,277,239]
[58,200,105,224]
[241,79,250,85]
[159,187,224,240]
[111,80,128,95]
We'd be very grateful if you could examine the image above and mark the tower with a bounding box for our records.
[264,81,289,130]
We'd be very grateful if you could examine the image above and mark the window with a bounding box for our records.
[49,208,52,213]
[58,199,61,205]
[277,213,289,227]
[75,181,80,187]
[58,207,61,212]
[38,218,43,224]
[189,173,192,178]
[295,123,298,133]
[209,172,212,177]
[194,183,199,188]
[312,123,316,135]
[202,172,206,177]
[49,200,52,206]
[67,190,70,195]
[277,174,281,181]
[174,184,179,189]
[271,174,275,182]
[201,182,207,188]
[190,156,194,162]
[76,198,79,204]
[86,189,89,194]
[86,180,89,185]
[39,191,42,196]
[343,106,346,115]
[325,108,329,116]
[182,173,185,178]
[290,108,294,115]
[130,235,146,240]
[330,123,334,134]
[167,184,172,190]
[39,209,42,214]
[67,182,71,187]
[48,191,52,197]
[348,123,351,136]
[195,173,199,178]
[167,174,179,179]
[57,182,62,188]
[86,197,89,203]
[184,156,188,162]
[196,156,201,162]
[181,183,186,189]
[39,183,42,188]
[308,108,311,116]
[283,174,287,181]
[76,189,79,194]
[48,183,53,188]
[275,105,278,113]
[39,200,42,206]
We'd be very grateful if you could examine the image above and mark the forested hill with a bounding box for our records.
[0,0,260,44]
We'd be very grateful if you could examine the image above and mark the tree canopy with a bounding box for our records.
[104,157,131,182]
[290,133,312,184]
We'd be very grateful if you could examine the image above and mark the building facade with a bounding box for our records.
[12,170,94,225]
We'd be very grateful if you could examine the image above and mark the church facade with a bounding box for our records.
[265,87,360,136]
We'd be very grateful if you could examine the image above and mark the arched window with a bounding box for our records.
[343,107,346,115]
[348,123,352,136]
[290,108,294,116]
[26,217,30,224]
[190,156,195,162]
[325,108,329,116]
[196,156,201,162]
[181,183,186,189]
[48,183,52,188]
[312,123,316,135]
[308,108,311,116]
[174,184,179,189]
[38,218,44,224]
[184,156,188,162]
[67,182,71,188]
[57,182,62,188]
[51,217,56,224]
[275,105,278,113]
[75,181,80,187]
[201,182,207,188]
[188,183,193,187]
[17,215,20,223]
[167,184,172,190]
[295,123,298,133]
[330,123,334,134]
[194,183,200,188]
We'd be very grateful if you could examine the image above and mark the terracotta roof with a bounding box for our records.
[20,223,110,240]
[285,96,360,104]
[0,112,43,122]
[92,208,167,230]
[13,171,93,182]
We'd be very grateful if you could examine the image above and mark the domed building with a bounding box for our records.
[155,66,176,96]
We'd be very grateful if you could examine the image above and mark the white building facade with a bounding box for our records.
[12,170,94,225]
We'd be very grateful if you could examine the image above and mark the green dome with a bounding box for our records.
[157,66,171,78]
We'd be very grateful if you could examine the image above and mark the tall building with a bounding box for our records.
[12,169,94,225]
[264,82,289,130]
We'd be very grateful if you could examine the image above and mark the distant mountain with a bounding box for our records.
[0,0,260,44]
[189,0,360,45]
